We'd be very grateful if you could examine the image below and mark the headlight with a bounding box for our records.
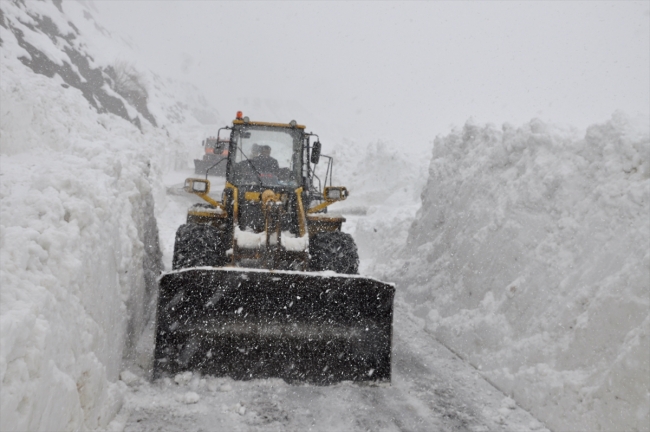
[327,189,341,200]
[184,178,210,194]
[324,187,348,201]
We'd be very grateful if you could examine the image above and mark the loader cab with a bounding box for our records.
[227,122,306,190]
[222,119,310,236]
[182,113,356,272]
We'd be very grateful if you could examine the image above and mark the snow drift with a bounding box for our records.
[0,1,220,429]
[396,114,649,431]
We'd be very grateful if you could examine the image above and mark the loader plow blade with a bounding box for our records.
[154,268,395,384]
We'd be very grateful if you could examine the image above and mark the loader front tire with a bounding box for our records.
[309,231,359,274]
[172,223,226,270]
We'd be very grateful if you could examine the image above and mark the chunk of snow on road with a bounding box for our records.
[229,402,246,415]
[119,371,140,387]
[178,392,200,404]
[174,371,193,386]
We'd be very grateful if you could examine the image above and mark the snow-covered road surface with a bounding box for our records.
[117,170,547,432]
[120,302,547,432]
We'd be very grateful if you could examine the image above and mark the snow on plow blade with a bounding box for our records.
[154,268,395,384]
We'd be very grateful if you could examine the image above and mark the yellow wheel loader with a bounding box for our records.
[155,112,394,384]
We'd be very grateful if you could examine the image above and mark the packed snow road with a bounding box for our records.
[117,170,548,432]
[121,305,547,432]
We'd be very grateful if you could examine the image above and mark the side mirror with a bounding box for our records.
[311,141,321,164]
[184,178,210,194]
[324,186,348,201]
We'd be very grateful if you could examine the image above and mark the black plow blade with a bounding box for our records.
[154,268,395,384]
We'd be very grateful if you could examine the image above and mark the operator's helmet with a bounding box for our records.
[260,145,272,156]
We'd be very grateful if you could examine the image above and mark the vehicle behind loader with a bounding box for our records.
[194,136,228,175]
[155,112,394,384]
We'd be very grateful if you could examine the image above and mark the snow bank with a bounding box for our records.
[396,114,649,431]
[0,58,159,431]
[0,1,220,430]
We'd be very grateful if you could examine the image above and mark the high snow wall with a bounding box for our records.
[396,114,649,431]
[0,58,161,432]
[0,1,219,429]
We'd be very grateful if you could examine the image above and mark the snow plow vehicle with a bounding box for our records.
[194,136,228,175]
[155,112,394,384]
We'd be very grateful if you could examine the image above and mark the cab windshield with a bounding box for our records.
[230,126,302,187]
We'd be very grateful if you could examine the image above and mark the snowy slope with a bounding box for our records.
[395,115,650,432]
[0,1,220,429]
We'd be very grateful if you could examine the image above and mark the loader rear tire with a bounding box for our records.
[309,231,359,274]
[172,223,226,270]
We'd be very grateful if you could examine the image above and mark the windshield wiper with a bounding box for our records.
[236,146,264,186]
[204,157,227,180]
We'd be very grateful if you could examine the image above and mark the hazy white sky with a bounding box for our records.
[95,1,649,148]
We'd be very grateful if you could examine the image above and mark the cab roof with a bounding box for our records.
[232,119,306,130]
